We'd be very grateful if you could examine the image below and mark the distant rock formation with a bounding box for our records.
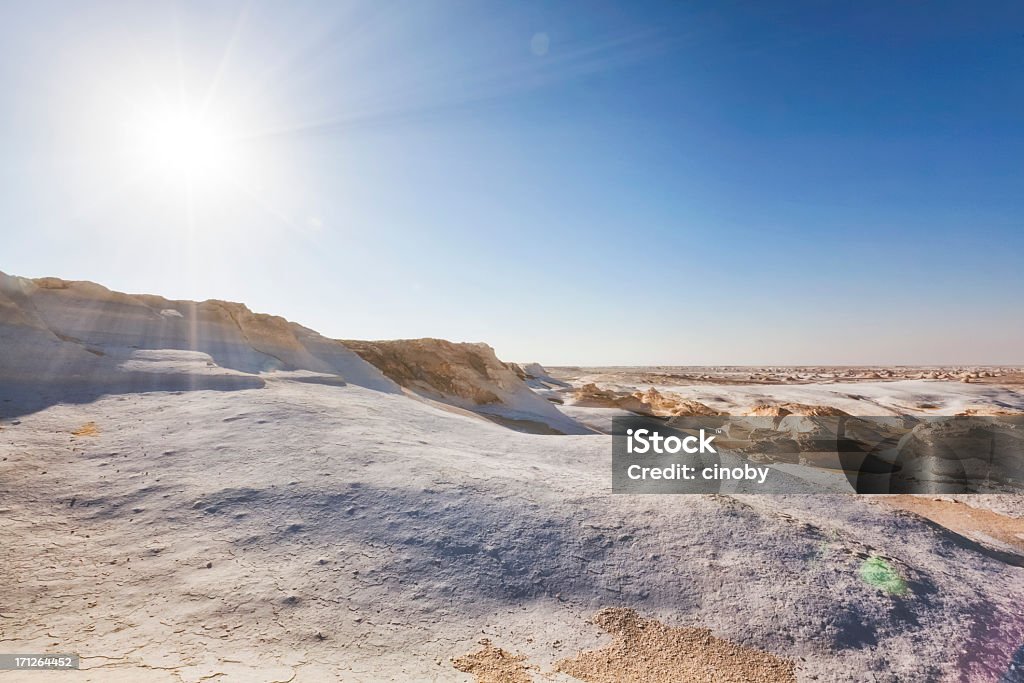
[572,383,721,417]
[637,388,722,417]
[506,361,572,391]
[955,406,1024,416]
[746,403,850,418]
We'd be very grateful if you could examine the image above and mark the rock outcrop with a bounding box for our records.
[0,271,399,415]
[341,338,591,434]
[571,383,720,417]
[745,403,850,418]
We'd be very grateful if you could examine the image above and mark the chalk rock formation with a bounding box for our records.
[746,402,850,418]
[341,338,591,434]
[572,383,720,417]
[0,270,399,413]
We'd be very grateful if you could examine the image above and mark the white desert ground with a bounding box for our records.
[1,271,1023,682]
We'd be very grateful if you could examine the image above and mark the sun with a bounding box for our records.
[128,103,242,190]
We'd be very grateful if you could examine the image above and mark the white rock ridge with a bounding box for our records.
[0,271,587,433]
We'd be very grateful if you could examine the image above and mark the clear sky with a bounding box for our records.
[2,1,1022,365]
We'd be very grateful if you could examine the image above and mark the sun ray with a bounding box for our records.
[200,3,250,120]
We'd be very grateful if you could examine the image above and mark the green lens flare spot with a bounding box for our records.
[859,556,908,596]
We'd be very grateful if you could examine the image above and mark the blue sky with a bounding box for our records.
[1,1,1022,364]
